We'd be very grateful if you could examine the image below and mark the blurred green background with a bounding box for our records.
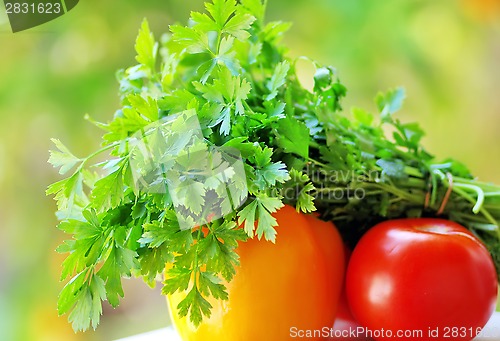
[1,0,499,340]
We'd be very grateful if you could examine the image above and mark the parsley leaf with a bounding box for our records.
[286,169,316,213]
[48,139,82,175]
[135,19,158,73]
[266,60,289,101]
[194,68,251,135]
[275,116,310,158]
[58,270,106,332]
[376,87,405,121]
[177,286,212,326]
[170,25,210,54]
[238,194,283,241]
[98,236,139,307]
[90,160,127,212]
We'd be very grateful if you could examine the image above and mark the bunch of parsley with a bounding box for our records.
[47,0,500,331]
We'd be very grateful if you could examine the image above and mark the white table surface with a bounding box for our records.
[117,313,500,340]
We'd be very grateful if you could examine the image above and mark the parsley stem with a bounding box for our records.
[404,166,424,178]
[453,183,485,214]
[192,222,205,292]
[79,142,120,170]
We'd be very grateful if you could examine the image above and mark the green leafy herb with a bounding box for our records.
[48,0,500,332]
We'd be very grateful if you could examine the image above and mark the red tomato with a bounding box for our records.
[168,204,345,340]
[333,281,371,341]
[346,218,498,341]
[332,245,373,341]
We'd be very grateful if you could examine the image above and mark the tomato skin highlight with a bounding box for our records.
[167,204,345,341]
[346,218,498,341]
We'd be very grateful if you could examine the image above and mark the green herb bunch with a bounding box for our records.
[47,0,500,332]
